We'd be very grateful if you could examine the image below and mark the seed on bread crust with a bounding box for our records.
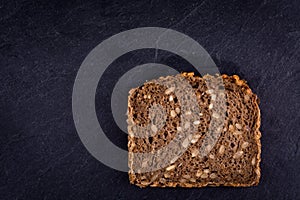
[166,165,176,171]
[170,110,176,118]
[219,145,225,154]
[165,87,175,94]
[233,151,244,159]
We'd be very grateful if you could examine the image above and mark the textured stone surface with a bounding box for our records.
[0,0,299,199]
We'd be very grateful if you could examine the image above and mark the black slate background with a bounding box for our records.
[1,0,300,199]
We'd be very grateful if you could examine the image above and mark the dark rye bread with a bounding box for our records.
[127,73,261,188]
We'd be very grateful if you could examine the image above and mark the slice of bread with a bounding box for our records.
[127,73,261,187]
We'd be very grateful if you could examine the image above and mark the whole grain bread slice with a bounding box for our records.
[127,73,261,187]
